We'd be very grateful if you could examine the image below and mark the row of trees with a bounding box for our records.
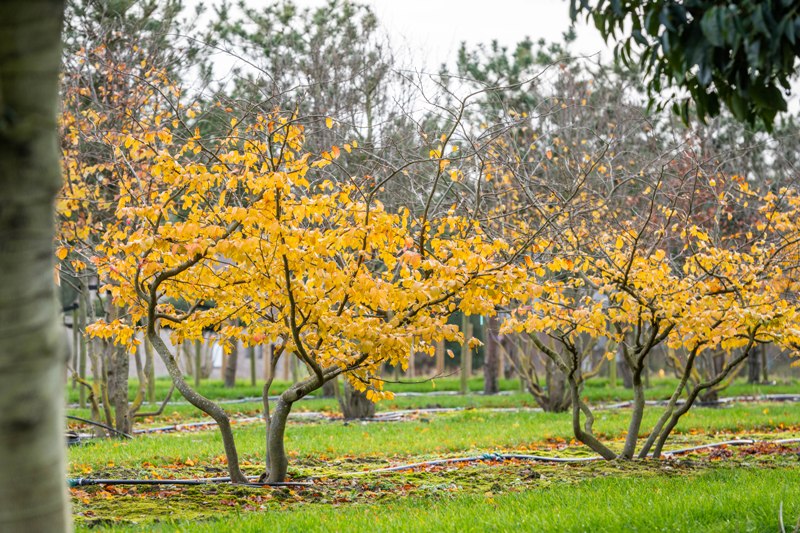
[3,0,800,530]
[55,6,800,486]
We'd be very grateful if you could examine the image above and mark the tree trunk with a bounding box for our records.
[483,315,501,394]
[321,379,336,398]
[542,358,571,412]
[267,395,292,483]
[619,355,633,389]
[194,339,202,387]
[148,329,247,483]
[111,345,131,435]
[435,339,445,375]
[337,380,376,419]
[0,1,71,530]
[609,351,617,389]
[77,289,87,408]
[249,345,257,386]
[223,342,238,388]
[143,335,156,403]
[460,316,473,394]
[621,365,645,458]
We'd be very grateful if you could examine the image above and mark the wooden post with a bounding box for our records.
[460,316,473,395]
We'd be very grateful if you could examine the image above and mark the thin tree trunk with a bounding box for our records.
[71,307,79,390]
[460,316,473,394]
[143,335,156,403]
[652,344,754,458]
[223,342,238,388]
[77,287,87,408]
[194,339,202,388]
[111,345,131,435]
[148,329,247,483]
[435,339,445,375]
[0,1,71,529]
[483,315,501,394]
[267,395,292,482]
[609,351,617,389]
[621,365,645,458]
[250,345,257,386]
[748,347,760,383]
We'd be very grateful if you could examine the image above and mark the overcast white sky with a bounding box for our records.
[297,0,611,70]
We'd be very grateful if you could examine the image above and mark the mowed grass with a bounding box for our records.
[66,375,800,406]
[84,467,800,532]
[69,401,800,472]
[66,376,800,428]
[65,376,527,405]
[69,397,800,531]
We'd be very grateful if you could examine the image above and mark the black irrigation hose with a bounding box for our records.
[66,415,132,439]
[67,439,800,488]
[68,476,312,488]
[350,438,800,475]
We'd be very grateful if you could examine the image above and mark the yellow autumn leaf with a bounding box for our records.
[325,117,333,129]
[467,337,483,349]
[56,247,69,261]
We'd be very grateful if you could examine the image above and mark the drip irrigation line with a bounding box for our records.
[68,476,312,488]
[660,439,756,456]
[348,438,800,475]
[66,415,132,439]
[66,439,800,489]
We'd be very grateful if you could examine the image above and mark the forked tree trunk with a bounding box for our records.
[148,329,247,483]
[0,1,71,530]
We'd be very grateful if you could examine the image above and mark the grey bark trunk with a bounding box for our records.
[460,317,473,394]
[338,380,376,419]
[483,315,500,394]
[111,345,131,435]
[0,1,71,530]
[148,330,247,483]
[223,342,238,388]
[143,335,156,403]
[267,395,292,482]
[621,366,645,458]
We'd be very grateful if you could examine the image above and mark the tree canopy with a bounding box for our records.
[570,0,800,130]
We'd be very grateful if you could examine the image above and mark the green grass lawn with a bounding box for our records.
[88,467,800,532]
[66,375,800,406]
[66,376,800,430]
[68,402,800,472]
[67,376,800,531]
